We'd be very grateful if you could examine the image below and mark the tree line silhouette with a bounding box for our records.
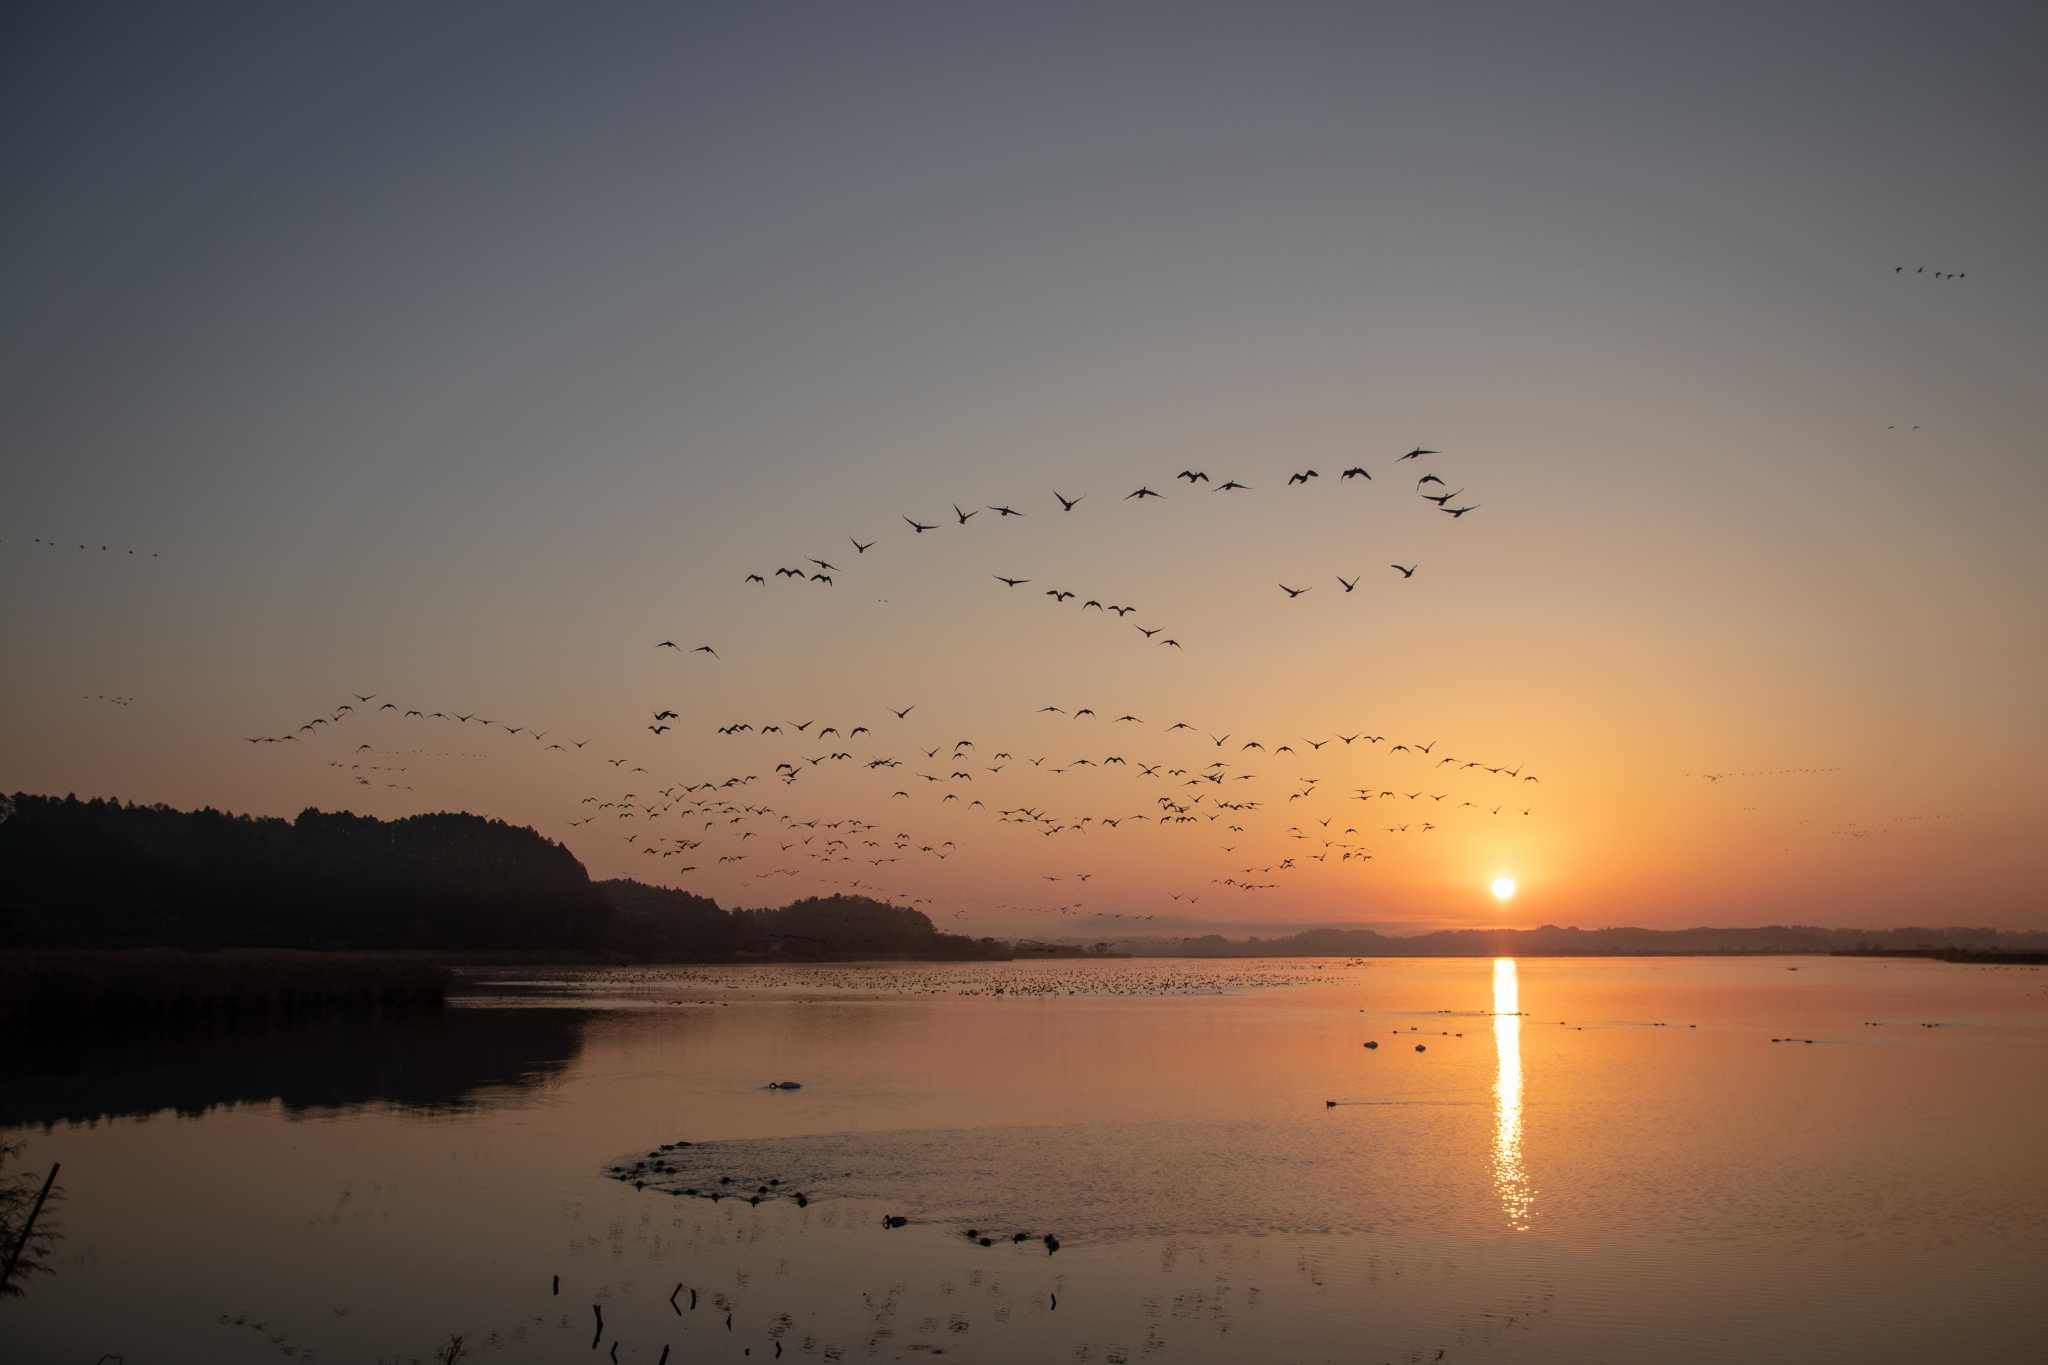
[0,793,1006,960]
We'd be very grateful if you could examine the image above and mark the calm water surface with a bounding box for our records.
[7,956,2047,1363]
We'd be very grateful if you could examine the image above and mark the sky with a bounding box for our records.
[4,1,2045,934]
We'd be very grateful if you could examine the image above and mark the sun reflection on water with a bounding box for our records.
[1492,957,1536,1230]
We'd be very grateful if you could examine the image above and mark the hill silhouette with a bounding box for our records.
[0,793,1009,960]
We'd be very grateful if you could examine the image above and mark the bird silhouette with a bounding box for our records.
[1053,490,1084,511]
[1177,470,1210,483]
[1287,470,1319,485]
[1391,564,1417,578]
[987,504,1025,517]
[1279,584,1310,599]
[1337,575,1358,592]
[1215,480,1249,492]
[1340,466,1371,480]
[1398,446,1438,460]
[994,575,1030,587]
[851,537,875,554]
[904,515,936,533]
[1125,486,1163,500]
[953,503,979,525]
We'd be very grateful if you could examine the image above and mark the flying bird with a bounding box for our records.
[1398,446,1438,461]
[1287,470,1318,485]
[1337,575,1358,592]
[1279,584,1311,599]
[994,575,1030,587]
[1125,486,1163,500]
[1053,490,1084,511]
[693,645,719,658]
[988,504,1025,517]
[953,503,979,525]
[1215,480,1249,492]
[851,537,875,554]
[1340,467,1371,481]
[1391,564,1417,578]
[904,516,936,533]
[1177,470,1210,483]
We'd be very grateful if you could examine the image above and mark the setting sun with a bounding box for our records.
[1492,876,1518,902]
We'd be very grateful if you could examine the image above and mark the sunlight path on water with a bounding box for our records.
[1494,957,1535,1230]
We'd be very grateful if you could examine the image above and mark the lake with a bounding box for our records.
[6,956,2046,1363]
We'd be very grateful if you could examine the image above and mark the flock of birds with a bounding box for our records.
[210,443,1534,923]
[721,450,1482,652]
[6,536,162,557]
[242,674,1547,923]
[194,438,1551,923]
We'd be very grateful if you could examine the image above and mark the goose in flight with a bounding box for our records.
[1422,489,1462,505]
[994,575,1030,587]
[1440,504,1480,518]
[1286,470,1319,485]
[648,724,671,734]
[744,573,766,584]
[1340,466,1371,480]
[1160,638,1182,648]
[1136,625,1162,638]
[1337,575,1358,592]
[1390,564,1417,578]
[1398,446,1438,460]
[1177,470,1210,483]
[1046,589,1076,603]
[1054,490,1084,511]
[953,503,979,525]
[1278,584,1311,599]
[904,515,936,533]
[656,640,679,649]
[1125,486,1164,500]
[1417,474,1445,489]
[892,705,915,719]
[988,504,1025,517]
[1215,480,1249,492]
[693,645,719,658]
[851,537,875,554]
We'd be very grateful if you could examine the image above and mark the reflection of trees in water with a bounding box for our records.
[0,1009,592,1130]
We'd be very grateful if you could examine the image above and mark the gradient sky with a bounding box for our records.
[5,1,2044,933]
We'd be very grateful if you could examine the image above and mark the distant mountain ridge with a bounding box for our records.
[0,793,1012,960]
[1117,922,2048,957]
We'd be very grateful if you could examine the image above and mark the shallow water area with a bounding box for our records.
[7,956,2046,1363]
